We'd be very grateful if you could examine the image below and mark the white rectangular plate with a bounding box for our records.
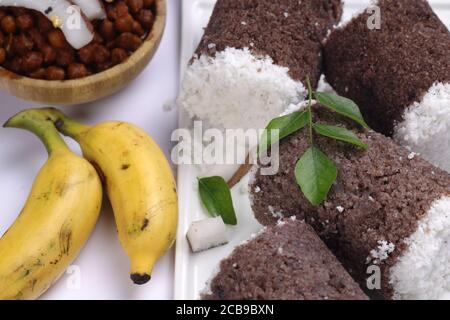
[175,0,450,300]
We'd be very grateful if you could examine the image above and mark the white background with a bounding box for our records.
[0,0,180,300]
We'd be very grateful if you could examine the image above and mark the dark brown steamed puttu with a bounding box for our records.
[250,107,450,300]
[178,0,343,130]
[202,219,368,300]
[324,0,450,172]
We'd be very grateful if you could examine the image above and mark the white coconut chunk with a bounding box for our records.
[178,47,306,131]
[0,0,93,49]
[71,0,106,20]
[187,217,229,253]
[394,82,450,173]
[390,196,450,300]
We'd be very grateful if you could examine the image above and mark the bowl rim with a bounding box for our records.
[0,0,167,87]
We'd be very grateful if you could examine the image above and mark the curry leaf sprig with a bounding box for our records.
[260,77,369,206]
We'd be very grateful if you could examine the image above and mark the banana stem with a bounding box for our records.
[3,109,69,155]
[35,108,90,140]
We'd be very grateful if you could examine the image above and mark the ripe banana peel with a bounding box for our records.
[0,110,102,300]
[41,108,178,285]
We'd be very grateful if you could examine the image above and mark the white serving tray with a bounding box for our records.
[174,0,450,300]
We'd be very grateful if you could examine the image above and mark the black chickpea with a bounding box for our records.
[45,66,66,80]
[28,29,46,50]
[93,44,111,64]
[0,48,6,64]
[7,57,23,74]
[115,1,130,17]
[143,0,155,8]
[41,45,57,64]
[127,0,144,14]
[47,30,69,49]
[29,67,46,79]
[111,47,128,65]
[68,63,91,79]
[1,15,16,34]
[137,9,154,29]
[13,34,34,56]
[132,20,145,37]
[115,14,134,33]
[116,32,142,51]
[16,14,34,31]
[0,0,156,80]
[37,14,53,33]
[22,51,44,73]
[78,44,95,65]
[100,19,116,40]
[56,49,75,67]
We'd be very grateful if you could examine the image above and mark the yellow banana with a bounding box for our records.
[42,108,178,285]
[0,110,102,300]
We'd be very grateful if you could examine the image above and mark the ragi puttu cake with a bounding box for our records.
[202,219,368,300]
[250,108,450,300]
[324,0,450,172]
[178,0,343,130]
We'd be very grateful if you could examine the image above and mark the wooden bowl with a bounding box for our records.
[0,0,166,105]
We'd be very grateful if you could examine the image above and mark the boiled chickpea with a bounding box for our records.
[143,0,155,8]
[1,15,16,34]
[7,57,23,74]
[22,51,44,72]
[13,33,34,55]
[16,14,34,31]
[28,67,46,79]
[132,20,145,37]
[116,32,142,51]
[92,32,104,44]
[106,4,118,21]
[56,49,75,67]
[28,29,46,49]
[78,44,95,65]
[93,44,110,64]
[111,47,128,65]
[100,19,116,40]
[137,9,154,29]
[0,48,6,64]
[127,0,144,14]
[115,1,130,17]
[48,30,68,49]
[115,14,134,33]
[67,63,90,79]
[96,61,113,72]
[41,45,57,64]
[45,66,66,80]
[37,14,53,33]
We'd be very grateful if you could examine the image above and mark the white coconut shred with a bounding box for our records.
[394,82,450,173]
[389,196,450,300]
[178,47,306,131]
